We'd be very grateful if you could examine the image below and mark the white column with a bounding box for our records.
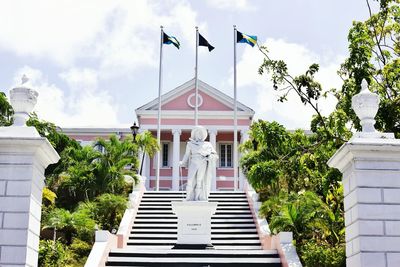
[172,129,181,191]
[143,154,150,190]
[209,129,218,191]
[239,129,249,190]
[0,82,59,267]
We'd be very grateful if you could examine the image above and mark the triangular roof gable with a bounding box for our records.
[136,78,254,113]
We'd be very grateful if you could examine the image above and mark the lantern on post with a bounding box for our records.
[130,122,139,142]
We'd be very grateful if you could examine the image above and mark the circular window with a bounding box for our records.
[187,93,203,108]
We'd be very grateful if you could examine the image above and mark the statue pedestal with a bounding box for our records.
[171,201,217,249]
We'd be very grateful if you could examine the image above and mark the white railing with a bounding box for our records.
[244,180,302,267]
[84,231,117,267]
[116,175,147,248]
[272,232,302,267]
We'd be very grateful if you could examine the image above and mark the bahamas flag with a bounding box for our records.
[237,31,257,47]
[163,32,180,49]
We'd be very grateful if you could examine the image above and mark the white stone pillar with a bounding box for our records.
[209,129,217,191]
[143,154,150,189]
[328,137,400,267]
[172,129,181,191]
[239,129,249,190]
[0,78,60,267]
[328,79,400,267]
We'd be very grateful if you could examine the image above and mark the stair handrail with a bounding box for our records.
[244,179,302,267]
[116,175,147,248]
[84,231,117,267]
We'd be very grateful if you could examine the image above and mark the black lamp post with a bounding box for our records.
[130,122,145,175]
[130,122,139,142]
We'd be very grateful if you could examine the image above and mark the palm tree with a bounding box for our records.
[42,208,72,243]
[95,135,138,194]
[268,192,324,240]
[135,130,159,175]
[60,146,101,201]
[42,208,96,244]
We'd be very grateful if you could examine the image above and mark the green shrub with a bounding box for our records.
[70,238,92,259]
[39,240,70,267]
[299,240,345,267]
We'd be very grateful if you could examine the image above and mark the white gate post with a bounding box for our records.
[0,77,59,267]
[328,80,400,267]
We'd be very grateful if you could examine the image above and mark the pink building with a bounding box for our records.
[64,78,254,191]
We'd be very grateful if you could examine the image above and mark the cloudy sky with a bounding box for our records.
[0,0,373,129]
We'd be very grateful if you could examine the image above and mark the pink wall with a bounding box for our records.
[162,88,231,111]
[149,179,172,189]
[148,167,234,182]
[148,179,234,190]
[217,169,234,177]
[140,118,250,126]
[217,180,234,189]
[68,134,121,141]
[149,158,173,177]
[217,132,243,142]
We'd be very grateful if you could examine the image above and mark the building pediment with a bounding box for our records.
[136,78,254,114]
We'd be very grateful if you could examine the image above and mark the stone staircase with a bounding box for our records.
[105,191,281,267]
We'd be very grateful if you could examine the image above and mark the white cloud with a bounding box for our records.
[59,68,98,93]
[234,38,343,129]
[0,0,202,78]
[13,66,120,127]
[0,0,111,65]
[206,0,252,10]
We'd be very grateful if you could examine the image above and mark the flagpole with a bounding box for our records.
[156,26,164,191]
[194,26,199,126]
[233,25,238,191]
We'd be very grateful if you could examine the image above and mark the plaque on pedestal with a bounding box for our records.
[171,201,218,249]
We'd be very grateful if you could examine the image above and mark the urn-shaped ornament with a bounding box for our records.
[9,75,39,126]
[351,79,379,133]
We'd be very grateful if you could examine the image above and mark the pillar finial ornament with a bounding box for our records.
[350,79,394,139]
[9,74,38,126]
[351,79,379,133]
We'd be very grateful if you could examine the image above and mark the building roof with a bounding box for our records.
[136,78,255,115]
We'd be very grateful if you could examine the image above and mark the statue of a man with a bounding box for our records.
[180,126,218,201]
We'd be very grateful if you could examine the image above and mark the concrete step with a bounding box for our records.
[135,215,253,219]
[139,201,249,207]
[123,245,264,250]
[137,210,251,215]
[106,257,281,267]
[132,223,257,228]
[130,228,258,234]
[138,205,250,211]
[129,234,260,239]
[142,194,247,197]
[133,218,254,227]
[109,249,278,256]
[140,199,248,203]
[126,239,261,245]
[105,191,279,266]
[144,193,246,195]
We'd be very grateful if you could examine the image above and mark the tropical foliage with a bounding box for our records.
[36,126,156,266]
[0,92,13,126]
[241,0,399,266]
[0,92,158,265]
[0,108,158,265]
